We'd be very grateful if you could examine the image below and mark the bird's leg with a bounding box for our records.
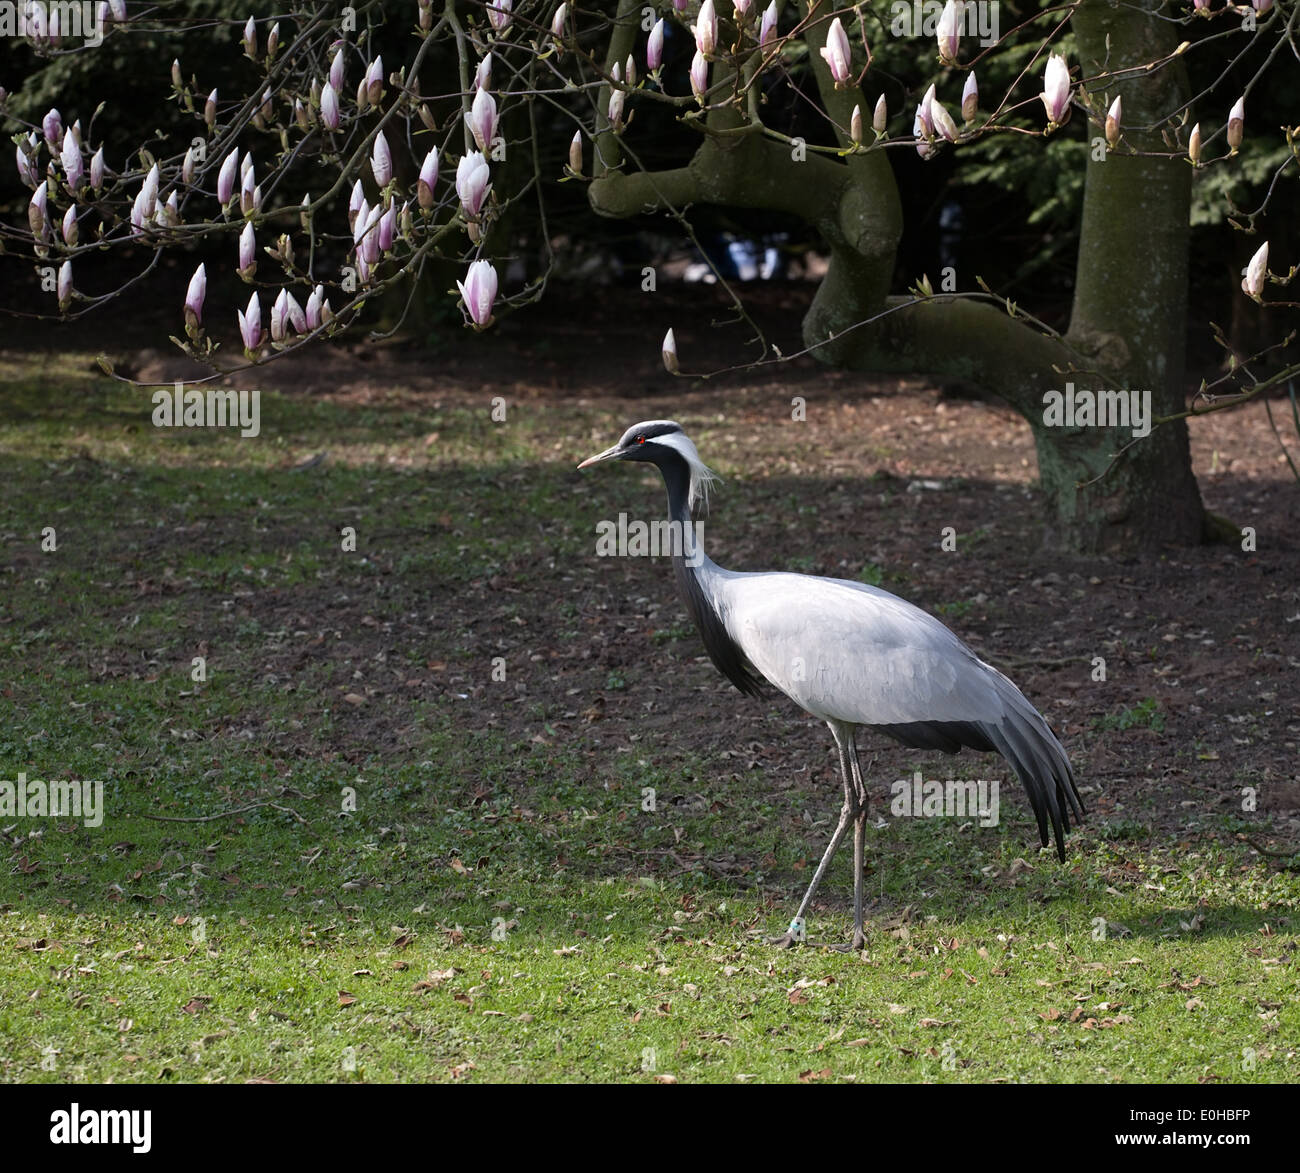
[805,736,872,953]
[767,798,854,948]
[845,739,872,952]
[769,734,860,949]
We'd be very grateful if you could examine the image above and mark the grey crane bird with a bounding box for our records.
[579,420,1083,950]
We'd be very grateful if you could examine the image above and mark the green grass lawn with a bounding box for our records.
[1,351,1296,1083]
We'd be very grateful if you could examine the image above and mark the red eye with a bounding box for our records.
[637,435,645,444]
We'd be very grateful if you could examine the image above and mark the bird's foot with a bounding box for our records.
[806,929,868,953]
[767,917,807,949]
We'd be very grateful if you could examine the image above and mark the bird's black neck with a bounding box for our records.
[657,453,763,698]
[660,456,693,527]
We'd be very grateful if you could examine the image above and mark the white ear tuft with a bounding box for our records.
[650,430,720,514]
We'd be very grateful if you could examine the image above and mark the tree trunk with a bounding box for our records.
[1045,0,1205,550]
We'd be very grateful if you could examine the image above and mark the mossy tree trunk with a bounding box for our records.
[589,0,1208,553]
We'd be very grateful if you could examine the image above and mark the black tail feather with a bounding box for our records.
[871,707,1083,862]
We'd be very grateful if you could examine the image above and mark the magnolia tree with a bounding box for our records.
[4,0,1297,552]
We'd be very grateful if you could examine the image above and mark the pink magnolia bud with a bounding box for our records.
[936,0,960,64]
[644,20,665,75]
[202,88,217,129]
[673,0,687,10]
[349,179,365,229]
[62,204,78,245]
[378,203,397,251]
[266,22,280,60]
[607,89,625,132]
[457,259,499,327]
[931,98,959,143]
[625,54,636,86]
[612,62,622,84]
[1227,96,1244,152]
[690,50,709,104]
[140,163,160,217]
[171,58,183,91]
[760,1,778,47]
[418,148,439,208]
[285,290,306,334]
[568,130,582,176]
[330,47,345,92]
[217,150,239,206]
[551,3,567,39]
[694,0,717,56]
[371,129,392,186]
[419,0,434,30]
[57,261,73,311]
[365,56,384,106]
[306,285,325,330]
[1187,122,1201,165]
[271,288,287,342]
[734,0,751,20]
[456,151,491,218]
[321,82,340,130]
[90,146,104,189]
[110,0,125,22]
[185,262,206,329]
[359,204,382,264]
[61,129,82,189]
[238,290,262,351]
[819,17,852,87]
[239,221,256,279]
[662,328,678,374]
[468,87,498,153]
[476,55,493,91]
[918,84,935,134]
[850,104,862,145]
[914,85,935,157]
[43,108,62,148]
[1242,241,1268,298]
[644,18,665,73]
[130,190,146,235]
[294,99,308,131]
[243,15,257,59]
[182,145,198,185]
[1040,53,1070,127]
[240,163,256,216]
[1105,95,1121,147]
[487,0,512,33]
[873,93,887,134]
[962,72,978,123]
[1253,0,1273,11]
[16,141,36,188]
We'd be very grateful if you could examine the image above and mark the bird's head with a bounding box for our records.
[577,420,719,513]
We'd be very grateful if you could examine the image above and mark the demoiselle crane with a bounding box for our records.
[579,420,1083,950]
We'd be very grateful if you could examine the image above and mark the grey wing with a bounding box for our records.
[718,573,1084,858]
